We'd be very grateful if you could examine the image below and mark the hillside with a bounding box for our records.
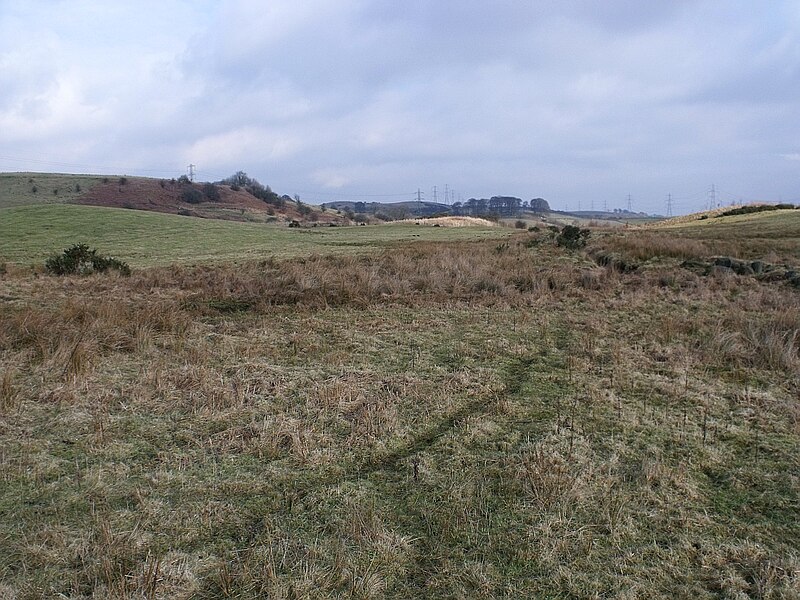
[0,172,341,225]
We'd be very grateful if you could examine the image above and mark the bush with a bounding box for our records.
[45,244,130,276]
[202,183,221,202]
[181,187,204,204]
[715,204,796,218]
[515,220,526,229]
[119,177,128,186]
[177,175,191,185]
[556,225,590,250]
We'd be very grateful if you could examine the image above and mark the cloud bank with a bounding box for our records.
[2,0,799,213]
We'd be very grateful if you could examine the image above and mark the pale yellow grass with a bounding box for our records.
[645,204,770,228]
[398,216,498,227]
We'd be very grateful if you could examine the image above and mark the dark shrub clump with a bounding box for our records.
[181,187,204,204]
[557,225,591,250]
[45,244,131,276]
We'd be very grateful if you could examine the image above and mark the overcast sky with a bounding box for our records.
[1,1,799,214]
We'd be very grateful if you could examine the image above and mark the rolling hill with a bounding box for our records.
[0,172,341,225]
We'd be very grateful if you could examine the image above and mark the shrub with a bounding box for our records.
[178,175,191,185]
[202,183,221,202]
[556,225,590,250]
[515,220,526,229]
[75,183,81,192]
[716,204,796,218]
[181,187,204,204]
[45,244,130,276]
[119,177,128,185]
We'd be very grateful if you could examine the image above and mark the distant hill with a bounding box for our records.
[0,172,343,225]
[324,200,451,219]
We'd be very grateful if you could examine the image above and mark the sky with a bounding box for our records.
[1,1,799,215]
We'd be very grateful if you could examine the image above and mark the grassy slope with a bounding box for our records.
[0,217,798,598]
[623,209,800,263]
[0,204,510,267]
[0,172,106,208]
[654,208,800,238]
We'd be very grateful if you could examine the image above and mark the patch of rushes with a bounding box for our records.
[0,233,798,598]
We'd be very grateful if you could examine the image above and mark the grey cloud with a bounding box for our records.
[2,0,800,212]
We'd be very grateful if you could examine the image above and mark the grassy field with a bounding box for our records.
[0,173,106,208]
[0,204,510,267]
[598,209,800,265]
[0,213,798,598]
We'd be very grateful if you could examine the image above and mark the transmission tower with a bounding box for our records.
[666,193,673,217]
[444,184,449,206]
[627,194,632,212]
[432,186,437,204]
[187,164,196,182]
[707,184,716,210]
[416,188,424,214]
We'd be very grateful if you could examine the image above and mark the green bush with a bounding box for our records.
[45,244,131,276]
[556,225,590,250]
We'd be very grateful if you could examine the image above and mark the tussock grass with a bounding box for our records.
[0,231,798,597]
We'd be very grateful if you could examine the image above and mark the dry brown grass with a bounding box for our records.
[1,231,798,598]
[592,230,735,261]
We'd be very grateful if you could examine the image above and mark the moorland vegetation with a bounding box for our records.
[0,203,798,598]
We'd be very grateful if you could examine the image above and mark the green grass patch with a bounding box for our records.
[0,204,510,267]
[0,172,105,208]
